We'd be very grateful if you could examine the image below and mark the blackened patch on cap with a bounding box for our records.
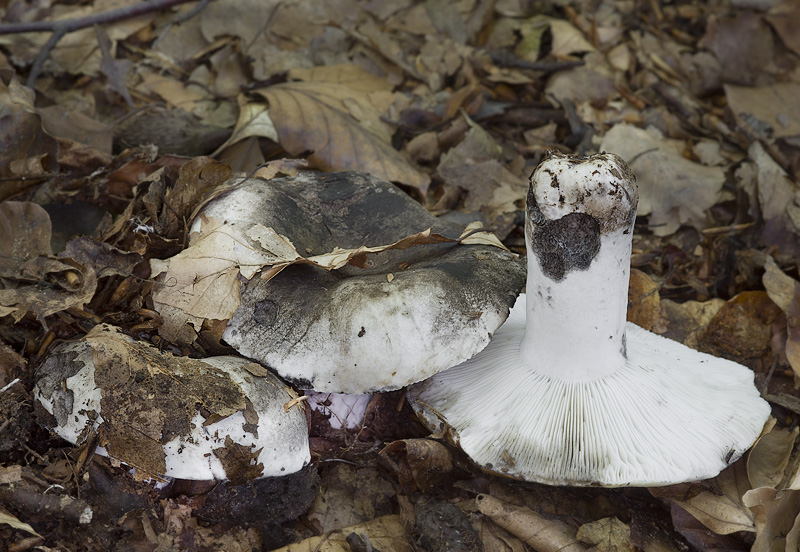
[253,299,279,326]
[533,212,601,281]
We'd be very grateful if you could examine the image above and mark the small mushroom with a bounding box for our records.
[34,324,310,482]
[408,152,771,487]
[196,171,526,394]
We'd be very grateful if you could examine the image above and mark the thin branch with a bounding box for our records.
[0,0,202,86]
[0,0,197,34]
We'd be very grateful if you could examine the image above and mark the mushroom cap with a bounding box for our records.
[198,171,525,394]
[34,325,310,481]
[408,294,771,487]
[529,151,637,233]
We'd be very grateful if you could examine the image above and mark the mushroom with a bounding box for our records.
[194,171,526,394]
[408,152,771,487]
[34,324,310,482]
[305,391,372,430]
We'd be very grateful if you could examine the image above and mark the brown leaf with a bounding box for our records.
[213,96,279,154]
[256,82,430,191]
[162,157,233,237]
[739,142,800,256]
[288,64,395,93]
[747,423,799,490]
[473,515,528,552]
[0,507,42,539]
[698,291,782,364]
[38,104,113,154]
[650,462,755,535]
[742,487,800,552]
[0,256,96,322]
[600,124,725,236]
[766,1,800,58]
[305,463,395,534]
[437,116,527,236]
[725,83,800,141]
[269,514,411,552]
[62,238,143,280]
[212,436,264,486]
[700,12,775,87]
[658,298,725,348]
[0,73,59,198]
[763,257,800,378]
[0,201,52,259]
[476,494,586,552]
[667,502,749,552]
[627,269,663,331]
[380,439,455,493]
[577,517,634,552]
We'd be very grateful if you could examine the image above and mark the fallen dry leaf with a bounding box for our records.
[658,298,725,348]
[627,269,663,331]
[650,462,755,535]
[763,257,800,378]
[738,142,800,256]
[0,74,59,198]
[270,514,412,552]
[576,517,634,552]
[725,83,800,140]
[213,95,279,154]
[437,115,527,237]
[477,494,585,552]
[742,487,800,552]
[747,422,799,490]
[379,438,456,493]
[473,515,528,552]
[600,123,725,236]
[0,507,42,539]
[0,201,52,259]
[305,463,395,534]
[0,255,96,323]
[255,81,430,191]
[698,291,782,365]
[288,64,395,93]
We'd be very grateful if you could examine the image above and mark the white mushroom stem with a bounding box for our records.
[520,150,639,380]
[522,226,631,380]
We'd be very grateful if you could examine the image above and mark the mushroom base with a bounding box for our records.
[408,295,771,487]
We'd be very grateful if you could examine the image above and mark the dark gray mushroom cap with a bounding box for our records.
[197,172,526,394]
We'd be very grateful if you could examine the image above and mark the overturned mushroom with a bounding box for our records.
[409,152,771,487]
[34,324,310,482]
[187,171,525,394]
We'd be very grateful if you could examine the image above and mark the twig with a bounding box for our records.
[0,486,93,525]
[152,0,212,48]
[0,0,201,87]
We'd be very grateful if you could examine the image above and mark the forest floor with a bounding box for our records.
[2,0,800,550]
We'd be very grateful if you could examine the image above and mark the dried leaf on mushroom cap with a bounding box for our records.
[34,324,310,482]
[179,171,525,394]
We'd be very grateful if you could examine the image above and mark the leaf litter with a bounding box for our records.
[3,0,800,550]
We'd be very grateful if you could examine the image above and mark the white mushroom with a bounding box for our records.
[193,172,525,394]
[408,152,771,487]
[34,324,310,481]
